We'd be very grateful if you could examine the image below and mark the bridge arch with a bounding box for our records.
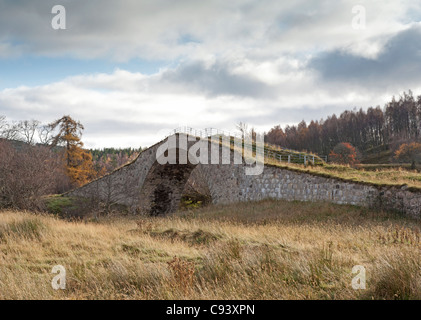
[139,161,199,215]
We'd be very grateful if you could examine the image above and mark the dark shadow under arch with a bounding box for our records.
[140,162,207,216]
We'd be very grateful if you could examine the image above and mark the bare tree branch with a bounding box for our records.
[17,119,40,145]
[0,116,20,140]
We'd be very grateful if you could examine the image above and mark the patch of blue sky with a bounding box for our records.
[0,55,168,89]
[177,34,201,45]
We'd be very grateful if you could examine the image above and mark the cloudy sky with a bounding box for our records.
[1,0,421,148]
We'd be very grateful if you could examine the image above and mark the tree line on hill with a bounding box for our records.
[264,90,421,159]
[90,147,141,175]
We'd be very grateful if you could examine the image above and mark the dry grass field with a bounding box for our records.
[1,199,421,300]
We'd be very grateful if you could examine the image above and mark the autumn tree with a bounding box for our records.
[329,142,359,165]
[49,115,95,187]
[394,142,421,169]
[265,125,286,146]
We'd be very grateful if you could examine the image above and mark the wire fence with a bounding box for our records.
[165,126,327,165]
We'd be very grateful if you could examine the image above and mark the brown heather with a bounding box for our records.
[1,199,421,300]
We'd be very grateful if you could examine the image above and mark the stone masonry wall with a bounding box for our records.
[238,166,378,206]
[237,165,421,217]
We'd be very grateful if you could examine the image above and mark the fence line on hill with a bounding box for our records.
[165,126,327,165]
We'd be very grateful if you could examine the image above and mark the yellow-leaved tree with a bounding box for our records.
[49,115,95,187]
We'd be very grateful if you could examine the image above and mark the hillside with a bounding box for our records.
[1,199,421,299]
[357,147,420,170]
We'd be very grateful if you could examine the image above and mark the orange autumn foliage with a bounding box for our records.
[49,115,96,187]
[394,142,421,167]
[329,142,359,165]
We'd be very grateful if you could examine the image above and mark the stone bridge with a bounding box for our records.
[68,133,421,217]
[69,133,248,215]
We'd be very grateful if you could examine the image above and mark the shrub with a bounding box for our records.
[0,140,70,210]
[329,142,359,165]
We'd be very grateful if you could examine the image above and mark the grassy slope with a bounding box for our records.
[360,149,393,164]
[1,200,421,300]
[265,160,421,191]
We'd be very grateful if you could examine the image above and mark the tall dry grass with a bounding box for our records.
[0,200,420,299]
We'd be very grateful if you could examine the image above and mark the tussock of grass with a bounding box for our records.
[365,251,421,300]
[1,200,421,299]
[0,216,48,242]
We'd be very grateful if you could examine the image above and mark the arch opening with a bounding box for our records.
[180,166,212,210]
[139,139,218,215]
[140,161,212,216]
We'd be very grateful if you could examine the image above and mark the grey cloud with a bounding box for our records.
[309,25,421,89]
[2,0,414,61]
[160,61,275,98]
[0,0,272,60]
